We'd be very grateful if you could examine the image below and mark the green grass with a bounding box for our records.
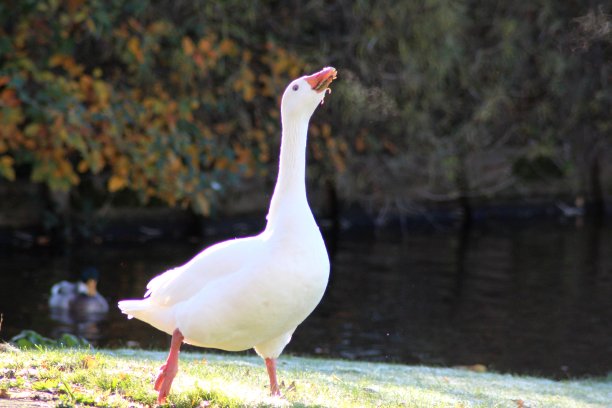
[0,346,610,407]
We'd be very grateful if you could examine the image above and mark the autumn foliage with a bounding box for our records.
[0,1,610,220]
[0,0,330,215]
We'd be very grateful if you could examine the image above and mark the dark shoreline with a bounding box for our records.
[1,198,609,250]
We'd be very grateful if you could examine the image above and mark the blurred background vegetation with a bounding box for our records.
[0,0,610,239]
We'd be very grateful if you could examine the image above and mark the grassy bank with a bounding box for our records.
[0,347,610,407]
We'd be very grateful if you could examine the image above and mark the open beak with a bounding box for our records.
[305,67,338,93]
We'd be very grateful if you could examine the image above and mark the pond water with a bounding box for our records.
[1,219,611,379]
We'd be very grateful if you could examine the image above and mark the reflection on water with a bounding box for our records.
[48,308,106,343]
[1,220,611,378]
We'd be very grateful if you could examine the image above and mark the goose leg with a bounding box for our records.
[265,357,281,396]
[154,328,184,404]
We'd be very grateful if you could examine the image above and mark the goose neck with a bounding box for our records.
[277,119,308,191]
[267,114,310,221]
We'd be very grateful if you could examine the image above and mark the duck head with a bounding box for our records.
[80,266,100,296]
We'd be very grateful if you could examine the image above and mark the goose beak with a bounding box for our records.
[305,67,338,93]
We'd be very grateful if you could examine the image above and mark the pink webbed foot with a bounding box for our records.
[154,328,184,404]
[154,361,178,404]
[265,358,282,397]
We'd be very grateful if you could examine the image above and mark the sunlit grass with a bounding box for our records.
[0,347,610,407]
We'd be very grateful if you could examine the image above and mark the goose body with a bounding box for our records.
[121,222,328,354]
[119,66,337,403]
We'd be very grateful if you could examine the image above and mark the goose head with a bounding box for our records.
[281,67,337,120]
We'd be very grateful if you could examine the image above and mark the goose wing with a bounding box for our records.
[143,234,264,308]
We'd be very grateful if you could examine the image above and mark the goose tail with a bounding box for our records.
[118,299,176,335]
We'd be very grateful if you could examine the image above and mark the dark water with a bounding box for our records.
[1,220,611,379]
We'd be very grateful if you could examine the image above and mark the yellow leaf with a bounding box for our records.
[127,37,139,53]
[0,155,15,181]
[108,175,127,192]
[56,56,84,77]
[86,18,96,33]
[243,85,255,102]
[116,156,130,176]
[24,123,41,137]
[455,364,487,373]
[49,54,67,67]
[80,355,97,369]
[93,80,110,106]
[77,160,88,173]
[90,150,104,173]
[219,38,237,56]
[167,151,183,173]
[127,37,143,63]
[182,37,195,56]
[58,128,69,142]
[194,192,210,216]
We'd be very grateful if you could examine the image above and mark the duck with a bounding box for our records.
[49,280,86,310]
[49,267,109,315]
[118,66,337,404]
[70,267,109,316]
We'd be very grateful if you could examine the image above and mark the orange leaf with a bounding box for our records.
[108,175,128,192]
[127,37,144,63]
[182,37,195,56]
[321,123,332,139]
[355,134,366,152]
[219,38,237,56]
[0,155,15,181]
[77,160,88,173]
[1,89,21,107]
[49,54,67,67]
[67,0,85,13]
[243,85,255,102]
[197,38,212,53]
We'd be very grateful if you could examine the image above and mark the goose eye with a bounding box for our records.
[292,84,299,91]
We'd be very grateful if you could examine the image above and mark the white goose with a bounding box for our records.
[118,66,337,404]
